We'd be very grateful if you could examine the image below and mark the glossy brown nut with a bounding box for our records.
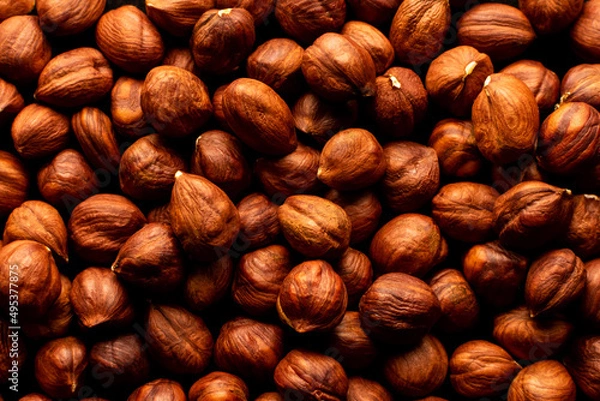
[185,256,234,311]
[429,269,479,333]
[564,336,600,399]
[346,0,400,26]
[560,64,600,110]
[72,107,121,172]
[501,60,560,111]
[325,189,382,245]
[341,21,394,75]
[22,274,72,339]
[145,0,213,36]
[518,0,583,35]
[212,84,230,131]
[428,119,483,178]
[162,47,199,75]
[275,0,346,44]
[0,78,24,126]
[0,151,28,217]
[508,360,576,401]
[111,77,149,139]
[215,0,274,25]
[565,195,600,258]
[570,0,600,62]
[128,379,187,401]
[11,104,70,160]
[334,248,373,305]
[246,38,304,95]
[34,337,87,399]
[328,311,378,370]
[255,393,283,401]
[37,0,106,35]
[189,372,249,401]
[146,203,171,225]
[581,259,600,327]
[0,0,34,21]
[347,377,393,401]
[236,193,280,250]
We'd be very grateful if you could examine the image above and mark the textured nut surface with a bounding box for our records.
[0,151,29,217]
[11,104,70,160]
[501,60,560,111]
[275,0,346,44]
[428,119,482,178]
[128,379,187,401]
[429,269,479,333]
[326,189,382,245]
[519,0,583,35]
[37,0,106,35]
[110,76,149,138]
[564,336,600,399]
[184,256,234,312]
[329,311,377,370]
[89,333,150,387]
[246,38,304,94]
[581,259,600,327]
[341,21,394,75]
[560,64,600,109]
[347,377,393,401]
[334,248,373,305]
[570,0,600,62]
[72,107,121,172]
[236,193,280,250]
[189,371,249,401]
[145,0,213,36]
[34,337,87,399]
[508,360,576,401]
[0,78,24,126]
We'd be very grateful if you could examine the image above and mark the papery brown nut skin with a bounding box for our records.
[255,393,282,401]
[325,189,382,245]
[359,272,441,344]
[11,104,70,160]
[111,77,149,139]
[274,349,348,401]
[277,260,348,333]
[519,0,583,35]
[0,78,24,126]
[212,84,230,131]
[232,245,291,316]
[0,319,27,384]
[525,249,586,317]
[34,336,87,399]
[112,223,185,294]
[147,203,171,225]
[334,248,373,305]
[428,119,483,178]
[560,64,600,110]
[223,78,297,156]
[128,379,187,401]
[347,377,393,401]
[191,8,255,75]
[145,304,213,375]
[23,274,72,339]
[246,38,304,95]
[457,4,536,61]
[0,16,51,83]
[341,21,394,75]
[429,269,480,333]
[37,0,106,35]
[493,306,574,362]
[96,6,164,74]
[145,0,213,36]
[275,0,346,44]
[565,195,600,258]
[0,0,34,21]
[493,181,573,250]
[72,107,121,172]
[70,267,135,331]
[216,0,275,25]
[450,340,522,398]
[214,317,284,382]
[570,0,600,62]
[581,259,600,327]
[236,193,280,250]
[329,311,378,370]
[389,0,451,66]
[463,241,528,309]
[162,47,200,76]
[185,256,234,311]
[189,372,249,401]
[370,214,447,277]
[0,151,28,217]
[302,33,377,102]
[501,60,560,111]
[170,171,240,262]
[90,333,150,388]
[35,48,113,108]
[426,46,494,117]
[564,336,600,399]
[508,360,576,401]
[346,0,401,27]
[278,195,351,259]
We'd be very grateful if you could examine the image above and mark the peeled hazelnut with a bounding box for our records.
[145,0,213,36]
[278,195,351,259]
[450,340,522,398]
[185,256,234,311]
[275,0,346,44]
[274,349,348,401]
[325,189,382,245]
[347,377,393,401]
[223,78,298,156]
[334,248,373,305]
[560,64,600,110]
[428,119,483,178]
[170,171,240,262]
[346,0,400,26]
[23,275,72,339]
[191,8,255,75]
[389,0,451,66]
[0,151,28,217]
[525,249,586,317]
[72,107,121,172]
[501,60,560,111]
[493,181,573,250]
[246,38,304,95]
[429,269,480,333]
[0,16,51,83]
[232,245,291,316]
[463,241,528,309]
[380,142,440,213]
[564,194,600,258]
[570,0,600,62]
[329,311,378,370]
[34,337,87,399]
[519,0,583,35]
[457,4,536,61]
[581,259,600,326]
[214,317,284,381]
[162,47,199,75]
[35,47,113,108]
[508,360,576,401]
[37,0,105,35]
[236,193,280,250]
[111,77,149,139]
[147,203,171,225]
[189,372,249,401]
[0,78,24,126]
[255,393,282,401]
[90,333,150,388]
[277,260,347,333]
[426,46,494,117]
[359,272,441,344]
[370,214,447,277]
[0,0,34,21]
[564,336,600,399]
[128,379,187,401]
[302,32,377,102]
[96,6,164,74]
[11,104,70,160]
[341,21,394,75]
[145,304,213,375]
[492,159,547,194]
[70,267,135,331]
[493,306,574,361]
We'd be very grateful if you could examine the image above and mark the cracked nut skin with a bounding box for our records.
[185,256,234,312]
[328,311,378,370]
[37,0,106,35]
[11,104,70,160]
[72,107,121,172]
[564,336,600,399]
[326,189,382,245]
[275,0,346,44]
[145,0,213,37]
[34,337,87,399]
[111,76,149,139]
[429,269,480,333]
[347,377,393,401]
[236,193,280,251]
[246,38,304,95]
[581,259,600,327]
[501,60,560,111]
[519,0,583,35]
[128,379,187,401]
[428,119,483,178]
[508,360,576,401]
[0,78,24,126]
[341,21,394,75]
[570,0,600,62]
[560,64,600,110]
[189,372,249,401]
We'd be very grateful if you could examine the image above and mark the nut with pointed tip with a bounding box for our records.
[347,377,393,401]
[341,21,394,75]
[501,60,560,111]
[111,77,149,139]
[246,38,304,95]
[145,0,213,36]
[508,360,576,401]
[334,248,373,305]
[429,269,480,333]
[128,379,187,401]
[560,64,600,110]
[185,256,233,312]
[189,372,249,401]
[275,0,346,44]
[570,0,600,62]
[23,275,73,339]
[37,0,106,35]
[428,119,483,178]
[328,311,378,370]
[0,151,28,217]
[236,193,281,250]
[0,78,24,126]
[563,336,600,399]
[34,337,87,399]
[72,107,121,172]
[90,333,150,388]
[11,104,70,160]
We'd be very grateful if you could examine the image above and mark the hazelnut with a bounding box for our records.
[369,214,447,277]
[37,0,105,35]
[519,0,583,35]
[110,76,149,139]
[274,349,348,401]
[145,304,213,375]
[325,189,382,245]
[35,47,113,108]
[23,274,72,339]
[429,269,480,333]
[18,394,51,401]
[341,21,394,75]
[345,0,400,26]
[491,159,547,194]
[329,311,378,370]
[359,272,441,344]
[145,0,213,36]
[275,0,346,44]
[216,0,275,25]
[565,194,600,258]
[128,379,186,401]
[0,151,28,217]
[0,0,34,21]
[185,256,234,311]
[214,317,284,381]
[191,8,255,75]
[147,203,171,225]
[449,340,522,398]
[246,38,304,95]
[277,260,348,333]
[570,0,600,62]
[302,32,377,102]
[425,46,494,117]
[212,84,231,131]
[501,60,560,111]
[189,372,249,401]
[563,336,600,399]
[278,195,351,259]
[255,393,282,401]
[508,360,576,401]
[428,119,483,178]
[70,267,135,331]
[0,78,24,126]
[560,64,600,110]
[236,193,281,250]
[34,337,87,399]
[11,104,70,160]
[0,319,27,384]
[72,107,121,172]
[389,0,451,66]
[162,47,200,76]
[581,259,600,327]
[334,248,373,305]
[96,5,164,74]
[347,377,393,401]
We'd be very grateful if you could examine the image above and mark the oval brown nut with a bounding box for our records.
[519,0,583,35]
[215,0,275,26]
[341,21,394,75]
[325,189,382,245]
[501,60,560,111]
[570,0,600,62]
[564,336,600,399]
[189,372,249,401]
[72,107,121,172]
[11,104,70,160]
[429,269,479,333]
[0,150,29,217]
[34,337,87,399]
[275,0,346,44]
[0,78,24,126]
[246,38,304,95]
[145,0,213,37]
[428,119,483,178]
[110,76,149,139]
[37,0,106,35]
[508,360,576,401]
[236,193,280,251]
[328,311,377,370]
[347,377,393,401]
[581,259,600,327]
[185,256,233,312]
[22,274,72,340]
[128,379,186,401]
[334,248,373,305]
[0,0,34,21]
[560,64,600,110]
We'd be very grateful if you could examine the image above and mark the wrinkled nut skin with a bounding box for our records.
[429,269,480,333]
[0,0,34,21]
[246,38,304,95]
[146,203,171,225]
[278,195,351,259]
[236,193,280,250]
[276,260,348,333]
[191,8,255,75]
[0,78,24,126]
[37,0,106,35]
[564,336,600,399]
[0,151,29,217]
[111,77,149,139]
[457,4,536,61]
[216,0,275,25]
[96,6,164,74]
[128,379,187,401]
[493,306,574,362]
[426,46,494,117]
[347,377,393,401]
[508,360,576,401]
[170,172,240,262]
[34,337,87,399]
[162,47,199,75]
[346,0,401,26]
[341,21,394,75]
[501,60,560,111]
[370,214,447,277]
[380,142,440,213]
[334,248,373,305]
[519,0,583,35]
[302,32,377,102]
[22,274,72,340]
[214,317,284,382]
[275,0,346,44]
[274,350,348,401]
[581,259,600,327]
[560,64,600,110]
[189,372,249,401]
[185,256,234,312]
[428,119,483,178]
[145,304,213,375]
[389,0,451,66]
[463,241,528,309]
[223,78,298,156]
[329,311,378,370]
[212,84,230,131]
[232,245,291,316]
[570,0,600,62]
[450,340,522,398]
[565,195,600,258]
[145,0,213,36]
[11,104,70,160]
[359,272,441,344]
[384,335,448,398]
[72,107,121,172]
[325,189,382,245]
[493,181,573,250]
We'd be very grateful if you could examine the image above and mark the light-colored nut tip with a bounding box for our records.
[483,75,491,87]
[174,170,184,179]
[464,61,478,77]
[389,75,401,89]
[218,8,233,16]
